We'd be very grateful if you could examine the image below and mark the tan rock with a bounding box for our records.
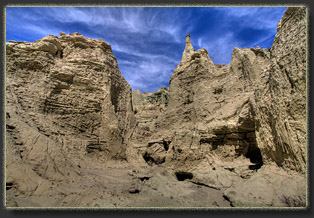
[252,7,307,173]
[180,33,195,63]
[6,32,136,206]
[223,165,307,207]
[5,7,307,208]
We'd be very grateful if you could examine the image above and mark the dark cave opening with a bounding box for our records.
[246,145,263,170]
[175,171,194,181]
[55,50,63,58]
[142,152,154,165]
[139,177,151,181]
[128,188,140,194]
[6,182,13,190]
[203,112,264,170]
[241,119,263,170]
[163,140,170,151]
[142,151,166,166]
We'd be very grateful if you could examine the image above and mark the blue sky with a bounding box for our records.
[6,7,287,92]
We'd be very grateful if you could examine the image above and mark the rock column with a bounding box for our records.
[181,33,195,62]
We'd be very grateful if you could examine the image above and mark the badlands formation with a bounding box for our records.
[5,7,307,208]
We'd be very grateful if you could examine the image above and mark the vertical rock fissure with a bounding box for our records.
[110,84,120,113]
[239,115,263,170]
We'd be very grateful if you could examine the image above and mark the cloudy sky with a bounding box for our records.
[6,7,287,92]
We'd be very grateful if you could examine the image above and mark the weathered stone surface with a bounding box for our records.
[6,32,136,161]
[223,165,306,207]
[134,7,307,174]
[129,7,307,208]
[180,33,196,63]
[6,32,136,206]
[251,7,307,173]
[5,7,307,208]
[141,33,265,171]
[127,88,169,164]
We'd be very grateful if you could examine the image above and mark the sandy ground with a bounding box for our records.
[6,159,231,208]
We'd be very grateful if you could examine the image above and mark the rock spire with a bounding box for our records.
[181,33,195,62]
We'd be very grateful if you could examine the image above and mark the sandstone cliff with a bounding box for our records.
[5,7,307,208]
[129,7,307,207]
[6,32,136,206]
[132,7,307,173]
[253,7,307,173]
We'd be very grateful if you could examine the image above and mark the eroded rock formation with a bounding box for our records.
[6,32,136,206]
[129,6,307,207]
[5,7,307,208]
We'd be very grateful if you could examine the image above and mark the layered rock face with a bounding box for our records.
[6,32,135,161]
[135,7,307,172]
[130,7,307,206]
[5,7,307,208]
[6,32,135,205]
[252,7,307,173]
[127,88,169,165]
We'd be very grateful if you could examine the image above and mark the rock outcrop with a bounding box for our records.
[134,7,307,172]
[6,32,136,206]
[127,88,169,165]
[6,32,136,160]
[130,7,307,207]
[5,7,307,208]
[252,7,307,173]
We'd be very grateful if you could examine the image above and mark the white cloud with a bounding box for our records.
[216,7,259,17]
[42,7,182,42]
[25,24,60,38]
[119,54,175,92]
[213,7,286,30]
